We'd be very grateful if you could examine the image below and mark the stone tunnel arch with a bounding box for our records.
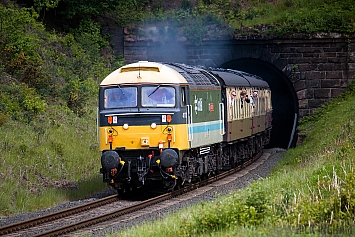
[220,58,299,149]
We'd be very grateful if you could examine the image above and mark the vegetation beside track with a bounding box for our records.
[114,80,355,237]
[0,3,123,215]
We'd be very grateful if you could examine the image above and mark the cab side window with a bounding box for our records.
[181,87,187,107]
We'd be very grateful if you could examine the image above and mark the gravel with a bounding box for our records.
[0,147,286,236]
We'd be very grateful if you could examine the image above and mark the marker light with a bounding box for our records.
[110,168,118,176]
[151,123,157,129]
[123,123,129,130]
[159,141,164,153]
[107,116,113,124]
[108,135,113,143]
[166,115,172,123]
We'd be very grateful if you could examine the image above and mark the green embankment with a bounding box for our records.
[115,82,355,236]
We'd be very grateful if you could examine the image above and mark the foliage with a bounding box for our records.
[57,0,123,19]
[33,0,60,21]
[0,6,42,55]
[179,185,272,235]
[170,9,229,45]
[272,1,355,34]
[112,0,355,43]
[63,77,96,116]
[33,0,60,11]
[0,111,9,126]
[0,81,46,123]
[232,0,355,34]
[72,19,108,58]
[12,0,355,47]
[0,2,124,120]
[0,5,51,93]
[140,2,235,45]
[105,0,148,26]
[134,0,355,38]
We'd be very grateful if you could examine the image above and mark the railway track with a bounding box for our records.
[0,152,262,237]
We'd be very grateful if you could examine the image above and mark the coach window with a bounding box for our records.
[260,90,265,114]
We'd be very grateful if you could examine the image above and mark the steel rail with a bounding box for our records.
[1,151,262,237]
[0,194,118,235]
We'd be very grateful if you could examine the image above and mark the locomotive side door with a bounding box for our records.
[182,86,193,146]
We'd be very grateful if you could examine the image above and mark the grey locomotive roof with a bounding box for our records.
[160,63,268,89]
[210,69,269,88]
[164,63,220,88]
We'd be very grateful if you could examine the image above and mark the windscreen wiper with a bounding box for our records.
[148,84,161,97]
[117,85,127,99]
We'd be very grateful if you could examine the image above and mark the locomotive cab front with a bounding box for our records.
[98,62,190,192]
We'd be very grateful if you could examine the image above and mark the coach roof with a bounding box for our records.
[211,69,269,88]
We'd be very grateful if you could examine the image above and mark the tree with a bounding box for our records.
[33,0,60,21]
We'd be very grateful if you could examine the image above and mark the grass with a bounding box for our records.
[231,0,355,34]
[108,84,355,236]
[0,99,107,216]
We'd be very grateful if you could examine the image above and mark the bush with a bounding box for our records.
[20,84,47,115]
[0,83,46,123]
[180,185,272,235]
[0,111,9,126]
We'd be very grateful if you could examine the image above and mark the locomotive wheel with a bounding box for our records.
[163,179,177,191]
[117,186,127,195]
[174,179,183,190]
[117,183,134,195]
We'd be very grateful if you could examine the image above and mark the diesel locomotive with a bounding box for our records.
[98,61,272,193]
